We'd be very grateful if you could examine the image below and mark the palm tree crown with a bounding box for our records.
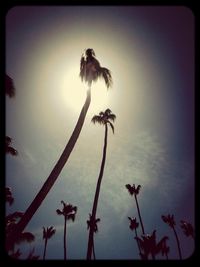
[87,213,101,233]
[162,214,176,228]
[80,48,112,88]
[135,230,169,260]
[180,220,194,238]
[43,226,56,240]
[56,201,77,221]
[128,217,139,231]
[126,184,141,196]
[91,108,116,133]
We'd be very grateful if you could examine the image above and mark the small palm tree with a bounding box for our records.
[86,108,116,260]
[8,49,112,248]
[135,230,169,260]
[162,214,182,259]
[180,220,194,239]
[128,217,142,258]
[42,226,56,260]
[125,184,145,235]
[56,201,77,260]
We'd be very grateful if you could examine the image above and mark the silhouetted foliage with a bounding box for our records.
[5,136,18,156]
[180,220,194,239]
[135,230,169,260]
[42,226,56,260]
[5,74,15,97]
[80,48,112,88]
[125,184,145,235]
[7,49,112,247]
[56,201,77,260]
[87,213,101,233]
[162,214,182,259]
[26,248,40,260]
[5,187,14,206]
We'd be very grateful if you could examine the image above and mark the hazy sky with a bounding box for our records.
[6,6,194,260]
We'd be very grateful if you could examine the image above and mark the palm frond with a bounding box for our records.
[56,209,63,215]
[108,121,114,134]
[99,67,112,88]
[91,115,103,124]
[16,232,35,244]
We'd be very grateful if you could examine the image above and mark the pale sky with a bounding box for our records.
[6,6,194,260]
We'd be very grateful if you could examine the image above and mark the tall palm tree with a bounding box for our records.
[161,214,182,259]
[56,201,77,260]
[128,216,142,258]
[125,184,145,235]
[87,108,116,260]
[6,48,112,249]
[42,226,56,260]
[135,230,169,260]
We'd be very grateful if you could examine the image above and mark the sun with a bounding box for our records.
[60,64,110,115]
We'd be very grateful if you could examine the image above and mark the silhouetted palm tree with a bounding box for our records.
[128,216,142,258]
[87,108,116,260]
[180,220,194,239]
[162,214,182,259]
[56,201,77,260]
[5,74,15,98]
[135,230,169,260]
[5,136,18,156]
[125,184,145,235]
[7,49,112,248]
[42,226,56,260]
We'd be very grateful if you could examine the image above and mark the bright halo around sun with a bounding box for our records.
[60,64,110,115]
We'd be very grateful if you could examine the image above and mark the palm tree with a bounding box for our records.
[128,217,142,258]
[56,201,77,260]
[135,230,169,260]
[42,226,56,260]
[7,48,112,249]
[125,184,145,235]
[180,220,194,239]
[161,214,182,259]
[87,108,116,260]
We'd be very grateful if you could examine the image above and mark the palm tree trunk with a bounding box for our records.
[64,217,67,260]
[134,228,142,258]
[43,238,47,260]
[87,124,108,260]
[6,89,91,249]
[134,195,145,235]
[172,226,182,260]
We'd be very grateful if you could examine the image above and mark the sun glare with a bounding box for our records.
[60,64,110,115]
